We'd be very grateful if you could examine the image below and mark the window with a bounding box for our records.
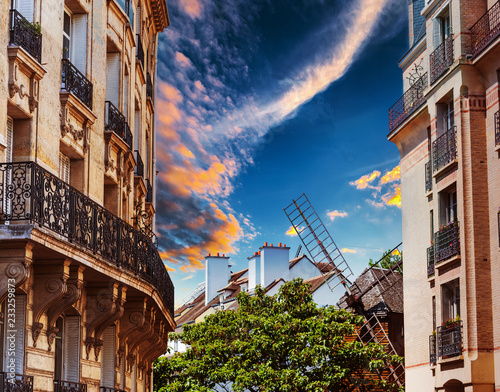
[430,210,434,241]
[433,7,451,48]
[59,153,70,184]
[100,326,116,387]
[440,189,457,224]
[134,108,141,151]
[13,0,34,22]
[2,295,26,374]
[432,296,436,331]
[62,8,87,74]
[106,52,120,107]
[442,279,460,322]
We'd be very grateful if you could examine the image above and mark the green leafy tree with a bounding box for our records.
[368,249,402,273]
[154,279,402,392]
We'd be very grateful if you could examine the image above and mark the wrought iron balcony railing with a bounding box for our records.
[0,372,34,392]
[100,387,125,392]
[105,101,133,149]
[389,73,428,132]
[430,35,454,84]
[427,245,435,278]
[136,35,144,69]
[9,10,42,63]
[146,73,153,100]
[437,320,462,359]
[470,0,500,58]
[146,179,153,203]
[425,160,432,192]
[434,221,460,264]
[0,161,174,315]
[429,334,437,365]
[134,150,144,177]
[432,126,457,173]
[54,381,87,392]
[61,59,93,109]
[495,111,500,146]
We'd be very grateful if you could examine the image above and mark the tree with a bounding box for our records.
[154,279,403,392]
[368,249,402,273]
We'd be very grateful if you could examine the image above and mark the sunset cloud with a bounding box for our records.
[286,226,298,237]
[350,170,381,190]
[327,210,348,221]
[351,166,401,208]
[178,0,203,19]
[382,184,401,208]
[341,248,357,254]
[380,165,401,184]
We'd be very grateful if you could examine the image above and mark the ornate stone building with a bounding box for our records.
[0,0,174,392]
[389,0,500,390]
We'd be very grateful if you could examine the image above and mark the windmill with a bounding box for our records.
[284,193,404,387]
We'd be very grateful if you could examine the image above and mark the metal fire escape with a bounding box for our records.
[284,193,404,387]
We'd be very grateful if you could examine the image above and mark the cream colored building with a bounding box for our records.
[0,0,174,392]
[389,0,500,391]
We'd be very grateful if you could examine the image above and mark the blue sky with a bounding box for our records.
[154,0,410,303]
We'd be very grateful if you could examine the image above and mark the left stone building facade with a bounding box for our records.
[0,0,174,392]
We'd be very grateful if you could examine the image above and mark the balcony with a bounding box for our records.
[432,126,457,173]
[9,10,42,63]
[100,387,125,392]
[136,35,144,69]
[388,73,427,133]
[495,111,500,146]
[0,161,174,315]
[146,179,153,203]
[434,221,460,264]
[430,35,454,84]
[146,73,153,100]
[425,160,432,193]
[61,59,93,110]
[437,321,462,360]
[105,101,133,149]
[427,245,435,278]
[429,334,437,365]
[470,1,500,58]
[0,373,34,392]
[134,150,144,177]
[54,381,87,392]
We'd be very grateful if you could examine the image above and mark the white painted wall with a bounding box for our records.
[205,255,230,305]
[248,254,260,290]
[289,256,322,281]
[260,246,290,288]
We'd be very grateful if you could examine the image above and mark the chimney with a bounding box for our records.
[247,251,261,291]
[205,254,230,305]
[259,243,290,287]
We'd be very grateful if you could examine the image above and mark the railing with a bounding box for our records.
[427,245,435,277]
[9,10,42,63]
[0,161,174,316]
[434,221,460,264]
[0,372,34,392]
[425,160,432,192]
[61,59,93,110]
[495,111,500,146]
[429,334,437,365]
[105,101,133,149]
[437,321,462,359]
[432,126,457,173]
[54,381,87,392]
[470,0,500,58]
[389,73,428,132]
[430,35,454,84]
[136,35,144,69]
[134,150,144,177]
[145,179,153,203]
[100,388,125,392]
[146,73,153,100]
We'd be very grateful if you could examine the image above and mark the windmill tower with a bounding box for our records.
[284,193,404,387]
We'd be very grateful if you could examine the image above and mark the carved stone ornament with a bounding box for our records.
[9,82,20,99]
[47,326,59,351]
[127,353,136,372]
[85,336,95,360]
[32,321,43,347]
[93,339,104,361]
[29,95,38,113]
[105,144,116,173]
[117,345,126,365]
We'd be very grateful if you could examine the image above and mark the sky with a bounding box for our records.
[154,0,410,305]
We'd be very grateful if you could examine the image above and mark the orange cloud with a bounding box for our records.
[165,264,176,272]
[175,52,194,68]
[286,226,298,237]
[327,210,348,221]
[179,0,202,18]
[382,185,401,208]
[341,248,357,254]
[175,144,195,160]
[350,170,381,190]
[380,166,401,184]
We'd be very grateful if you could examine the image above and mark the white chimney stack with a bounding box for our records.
[205,253,230,305]
[247,251,261,291]
[259,242,290,288]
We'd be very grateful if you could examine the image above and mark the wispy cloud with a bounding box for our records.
[341,248,357,254]
[285,226,298,237]
[327,210,348,221]
[156,0,396,272]
[351,166,401,208]
[350,170,381,190]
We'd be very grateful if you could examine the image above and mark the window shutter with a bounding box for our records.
[71,14,87,74]
[100,326,116,388]
[3,118,13,219]
[124,73,129,119]
[6,117,13,163]
[433,18,442,48]
[63,316,80,382]
[131,360,137,392]
[135,7,141,34]
[15,0,34,22]
[106,53,120,107]
[134,110,140,150]
[59,153,70,184]
[3,295,26,373]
